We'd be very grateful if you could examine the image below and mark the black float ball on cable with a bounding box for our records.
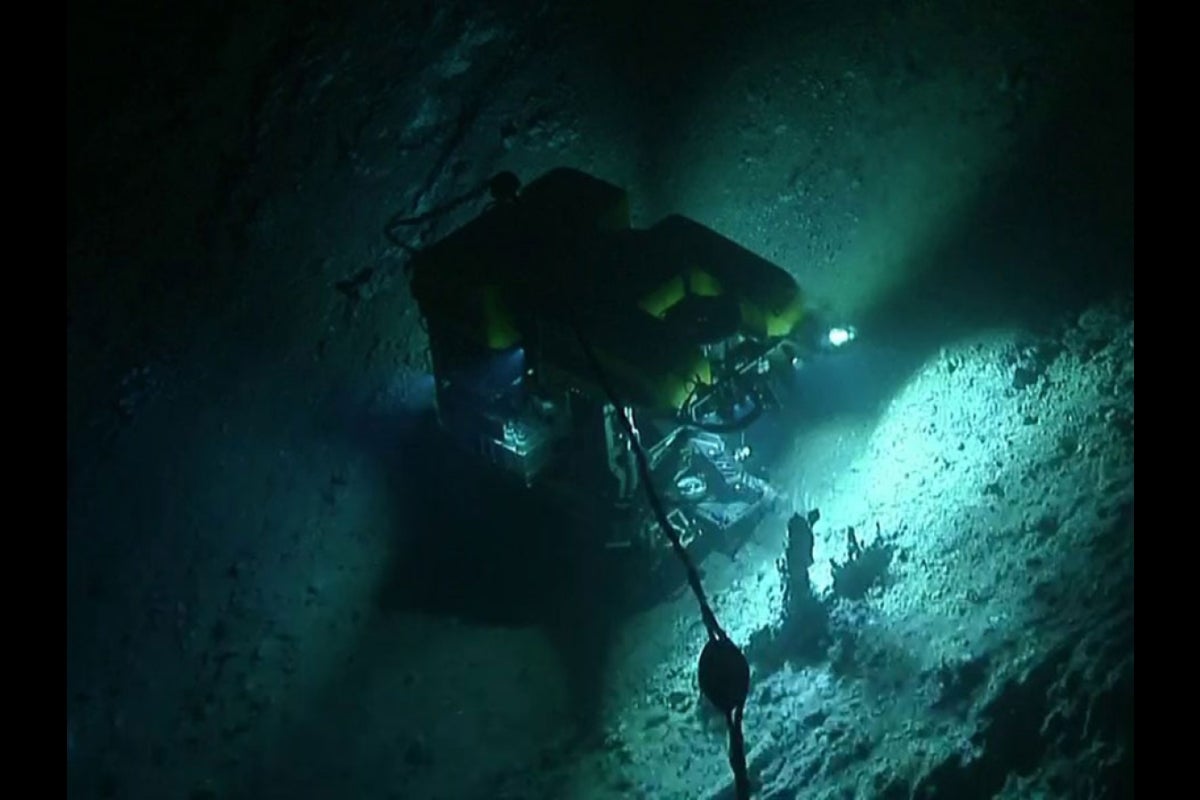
[699,636,750,716]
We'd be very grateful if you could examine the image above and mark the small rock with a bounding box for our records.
[666,689,693,713]
[1033,513,1060,537]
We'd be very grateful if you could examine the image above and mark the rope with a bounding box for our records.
[398,172,751,796]
[573,329,726,641]
[573,328,752,799]
[384,172,522,252]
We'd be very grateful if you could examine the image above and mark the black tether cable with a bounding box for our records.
[397,172,751,796]
[573,328,753,799]
[384,172,522,252]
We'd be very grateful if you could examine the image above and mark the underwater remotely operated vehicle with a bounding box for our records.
[406,167,848,574]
